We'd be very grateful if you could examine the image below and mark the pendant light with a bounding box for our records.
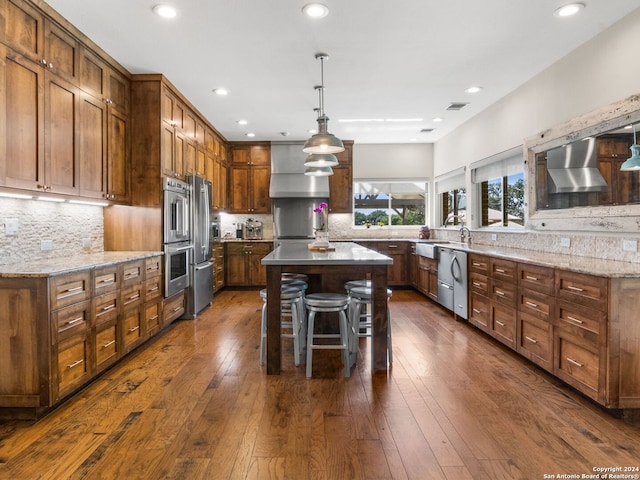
[304,166,334,176]
[621,124,640,171]
[305,95,339,169]
[303,53,345,155]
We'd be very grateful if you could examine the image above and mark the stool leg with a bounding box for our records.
[387,306,393,364]
[339,310,351,378]
[290,300,300,366]
[297,297,307,364]
[348,302,359,367]
[260,302,267,366]
[306,310,316,378]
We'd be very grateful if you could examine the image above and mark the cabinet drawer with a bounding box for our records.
[518,263,554,295]
[144,277,162,302]
[121,283,143,308]
[122,260,144,286]
[145,256,162,279]
[93,291,118,326]
[52,300,90,339]
[470,272,489,296]
[95,322,118,370]
[122,306,143,351]
[57,335,89,397]
[93,266,119,295]
[518,311,553,371]
[376,241,407,254]
[491,258,517,282]
[491,278,517,308]
[50,272,91,310]
[556,271,608,311]
[518,288,553,321]
[490,304,516,349]
[164,291,185,324]
[419,256,438,272]
[469,254,490,275]
[556,332,599,397]
[144,301,162,336]
[469,293,490,331]
[556,300,605,341]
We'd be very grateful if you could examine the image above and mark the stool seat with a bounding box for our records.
[344,279,371,292]
[260,285,304,301]
[348,286,393,298]
[282,273,309,282]
[305,293,351,378]
[347,286,393,365]
[281,279,308,291]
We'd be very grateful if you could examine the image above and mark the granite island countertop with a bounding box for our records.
[0,251,163,278]
[262,241,393,266]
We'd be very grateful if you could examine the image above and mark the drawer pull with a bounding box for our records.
[101,340,116,348]
[525,301,538,308]
[147,286,159,293]
[97,279,115,285]
[525,275,538,281]
[566,285,584,292]
[63,286,83,294]
[387,245,398,248]
[66,359,84,369]
[525,336,538,344]
[472,308,481,314]
[127,293,140,301]
[172,306,182,313]
[472,262,482,267]
[128,326,140,333]
[495,320,505,327]
[472,282,481,287]
[101,304,116,312]
[124,272,137,278]
[566,315,584,325]
[566,357,583,367]
[149,314,159,321]
[495,290,505,296]
[65,316,84,326]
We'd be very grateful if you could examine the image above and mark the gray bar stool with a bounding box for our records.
[282,273,309,282]
[305,293,351,378]
[347,286,393,365]
[259,284,306,366]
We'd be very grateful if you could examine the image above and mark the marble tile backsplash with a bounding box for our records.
[0,198,104,266]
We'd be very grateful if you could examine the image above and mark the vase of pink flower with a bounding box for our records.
[312,202,330,247]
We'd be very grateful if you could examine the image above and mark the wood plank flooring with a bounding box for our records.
[1,289,639,479]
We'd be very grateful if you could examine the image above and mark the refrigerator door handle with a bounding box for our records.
[195,261,214,271]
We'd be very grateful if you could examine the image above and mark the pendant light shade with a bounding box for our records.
[303,53,345,155]
[304,152,339,167]
[621,125,640,171]
[304,166,334,176]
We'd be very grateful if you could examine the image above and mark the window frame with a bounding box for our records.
[352,179,428,228]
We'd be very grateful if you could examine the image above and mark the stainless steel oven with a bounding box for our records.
[163,177,191,244]
[164,241,192,298]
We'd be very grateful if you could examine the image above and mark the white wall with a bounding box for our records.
[434,7,640,177]
[353,143,432,179]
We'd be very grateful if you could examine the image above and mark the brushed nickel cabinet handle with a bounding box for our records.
[495,290,505,296]
[472,308,481,314]
[566,357,583,367]
[495,320,505,327]
[101,340,116,348]
[525,275,538,281]
[567,285,584,292]
[149,315,159,321]
[128,326,140,333]
[65,317,84,326]
[525,301,538,308]
[495,268,505,273]
[473,282,481,287]
[525,336,538,344]
[101,304,116,312]
[63,286,83,294]
[566,315,583,324]
[67,359,84,369]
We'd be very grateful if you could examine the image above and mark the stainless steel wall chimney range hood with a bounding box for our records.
[269,142,330,198]
[546,137,608,193]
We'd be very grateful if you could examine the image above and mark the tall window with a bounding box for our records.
[472,150,524,228]
[353,181,427,226]
[435,169,466,225]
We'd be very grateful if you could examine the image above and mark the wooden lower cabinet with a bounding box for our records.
[490,303,516,349]
[225,242,273,287]
[213,242,225,292]
[468,293,490,332]
[164,291,186,324]
[518,311,553,372]
[0,254,167,419]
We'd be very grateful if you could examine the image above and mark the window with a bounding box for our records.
[472,149,524,228]
[435,169,466,225]
[353,181,427,227]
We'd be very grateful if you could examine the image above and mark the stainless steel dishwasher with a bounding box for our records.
[437,247,468,319]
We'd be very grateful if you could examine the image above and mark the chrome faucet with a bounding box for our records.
[459,226,472,244]
[443,213,464,227]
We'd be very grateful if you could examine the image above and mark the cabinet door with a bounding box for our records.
[45,71,79,195]
[250,165,271,213]
[328,165,353,213]
[225,245,250,286]
[78,91,107,198]
[44,20,79,85]
[0,0,45,64]
[79,47,107,100]
[144,300,162,337]
[161,124,176,177]
[469,293,490,331]
[121,305,143,353]
[106,106,129,202]
[184,141,196,177]
[196,147,206,177]
[95,320,118,372]
[105,67,129,113]
[56,333,90,400]
[229,165,250,213]
[0,46,45,190]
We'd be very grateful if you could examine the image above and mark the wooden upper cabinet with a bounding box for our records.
[229,143,270,213]
[328,140,353,213]
[79,47,129,112]
[0,0,45,63]
[44,20,79,85]
[231,145,270,166]
[79,91,107,199]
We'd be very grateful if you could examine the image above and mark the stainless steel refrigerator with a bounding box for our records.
[183,175,214,318]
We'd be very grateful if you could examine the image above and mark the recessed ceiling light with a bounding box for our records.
[213,88,229,96]
[246,133,255,138]
[432,117,444,123]
[237,119,248,125]
[465,86,482,94]
[152,4,177,19]
[302,3,329,19]
[554,3,585,18]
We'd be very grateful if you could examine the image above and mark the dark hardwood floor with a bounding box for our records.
[1,289,639,479]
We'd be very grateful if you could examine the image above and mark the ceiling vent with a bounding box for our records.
[420,128,435,133]
[446,102,469,111]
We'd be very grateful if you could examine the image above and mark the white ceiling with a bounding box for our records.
[45,0,640,144]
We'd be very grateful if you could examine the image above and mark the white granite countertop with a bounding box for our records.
[0,251,163,278]
[262,242,393,266]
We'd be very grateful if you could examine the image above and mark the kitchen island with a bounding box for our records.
[261,242,393,375]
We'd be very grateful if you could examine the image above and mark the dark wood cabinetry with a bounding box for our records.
[357,241,409,286]
[328,141,354,213]
[228,143,271,214]
[225,242,273,287]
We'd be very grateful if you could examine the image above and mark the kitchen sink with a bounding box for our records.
[415,241,447,259]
